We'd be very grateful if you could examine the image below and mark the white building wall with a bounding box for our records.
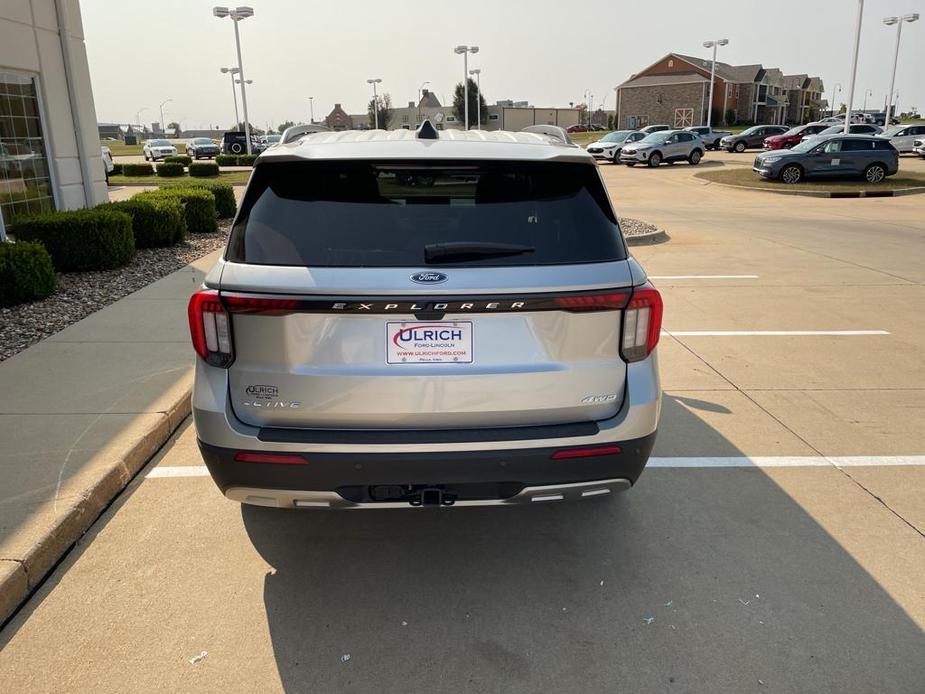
[0,0,106,221]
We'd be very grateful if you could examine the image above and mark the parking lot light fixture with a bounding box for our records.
[702,39,729,129]
[454,45,479,129]
[158,98,173,133]
[367,78,383,129]
[843,0,865,134]
[468,69,481,129]
[214,7,255,153]
[883,13,919,126]
[308,96,314,124]
[220,67,241,127]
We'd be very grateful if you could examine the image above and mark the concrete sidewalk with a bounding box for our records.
[0,250,217,624]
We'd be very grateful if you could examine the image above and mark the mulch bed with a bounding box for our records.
[0,223,230,362]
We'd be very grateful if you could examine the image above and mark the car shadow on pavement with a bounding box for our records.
[241,394,925,694]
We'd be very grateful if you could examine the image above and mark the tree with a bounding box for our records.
[724,108,736,126]
[452,78,487,129]
[575,102,588,126]
[277,120,296,134]
[837,103,847,114]
[607,113,614,130]
[167,121,181,134]
[367,93,393,130]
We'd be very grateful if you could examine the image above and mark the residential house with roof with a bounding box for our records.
[615,53,824,129]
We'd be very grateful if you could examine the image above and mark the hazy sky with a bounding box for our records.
[82,0,924,130]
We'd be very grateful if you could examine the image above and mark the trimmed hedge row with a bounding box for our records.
[10,208,135,271]
[0,241,56,307]
[110,163,123,176]
[101,198,186,248]
[215,154,258,167]
[136,187,217,234]
[156,162,184,178]
[189,162,220,178]
[164,155,192,166]
[121,163,154,176]
[166,179,236,218]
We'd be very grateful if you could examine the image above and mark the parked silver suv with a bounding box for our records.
[620,129,705,167]
[189,122,662,509]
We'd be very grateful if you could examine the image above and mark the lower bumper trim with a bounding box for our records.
[226,477,632,509]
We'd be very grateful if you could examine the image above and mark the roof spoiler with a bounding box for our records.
[521,125,574,145]
[280,123,330,144]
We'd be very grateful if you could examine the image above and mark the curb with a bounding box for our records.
[697,177,925,198]
[626,229,669,246]
[0,387,192,626]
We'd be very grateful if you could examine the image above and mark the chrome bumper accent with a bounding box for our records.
[225,477,632,509]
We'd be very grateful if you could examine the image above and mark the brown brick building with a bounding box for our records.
[616,53,825,129]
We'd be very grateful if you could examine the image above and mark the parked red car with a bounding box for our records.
[763,123,830,150]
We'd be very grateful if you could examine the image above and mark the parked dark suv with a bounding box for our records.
[753,134,898,184]
[720,125,788,152]
[221,131,265,155]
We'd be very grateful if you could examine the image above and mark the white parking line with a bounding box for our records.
[650,275,759,280]
[147,465,209,478]
[664,330,890,337]
[146,455,925,480]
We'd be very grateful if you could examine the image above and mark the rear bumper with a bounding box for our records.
[198,431,656,508]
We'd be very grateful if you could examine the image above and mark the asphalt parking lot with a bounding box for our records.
[2,159,924,693]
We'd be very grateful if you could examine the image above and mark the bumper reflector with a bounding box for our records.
[234,452,308,465]
[551,445,622,460]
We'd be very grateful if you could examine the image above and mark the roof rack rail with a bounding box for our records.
[520,125,574,146]
[280,123,330,144]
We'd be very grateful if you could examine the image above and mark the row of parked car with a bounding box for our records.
[585,117,924,183]
[140,132,282,161]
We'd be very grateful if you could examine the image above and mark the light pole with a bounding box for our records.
[584,90,593,129]
[308,96,314,124]
[829,82,842,117]
[220,67,240,128]
[213,6,255,154]
[468,69,481,129]
[134,107,148,131]
[159,98,172,133]
[703,38,729,129]
[883,13,919,126]
[367,78,382,129]
[862,88,873,113]
[844,0,865,134]
[454,45,479,129]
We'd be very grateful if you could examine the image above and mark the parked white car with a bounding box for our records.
[913,138,925,159]
[143,139,177,161]
[101,146,114,183]
[877,124,925,154]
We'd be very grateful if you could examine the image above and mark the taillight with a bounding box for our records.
[234,452,308,465]
[621,282,663,362]
[551,445,622,460]
[554,291,630,312]
[188,289,234,367]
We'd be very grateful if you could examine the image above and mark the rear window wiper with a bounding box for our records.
[424,242,535,263]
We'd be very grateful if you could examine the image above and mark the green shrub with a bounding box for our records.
[236,154,258,166]
[164,155,192,166]
[10,208,135,271]
[102,197,186,247]
[156,162,184,178]
[121,163,154,176]
[215,155,237,166]
[0,241,56,307]
[137,187,217,234]
[188,162,220,178]
[168,179,236,218]
[110,163,123,176]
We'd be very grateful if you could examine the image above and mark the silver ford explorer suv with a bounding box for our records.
[189,121,662,509]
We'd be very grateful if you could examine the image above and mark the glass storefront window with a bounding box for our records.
[0,72,55,234]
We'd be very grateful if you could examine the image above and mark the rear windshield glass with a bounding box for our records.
[227,160,626,267]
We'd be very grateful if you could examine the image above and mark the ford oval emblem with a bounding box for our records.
[410,271,448,284]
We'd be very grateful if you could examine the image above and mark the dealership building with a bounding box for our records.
[0,0,106,240]
[616,52,825,130]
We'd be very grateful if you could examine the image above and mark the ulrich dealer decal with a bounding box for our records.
[387,322,473,364]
